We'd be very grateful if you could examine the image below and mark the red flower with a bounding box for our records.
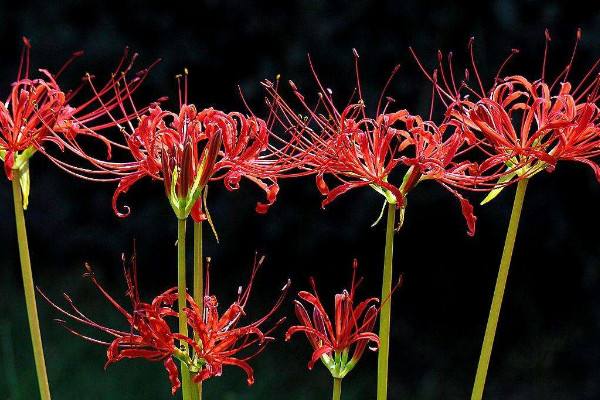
[0,37,155,207]
[41,254,289,393]
[109,104,225,220]
[286,259,400,378]
[185,256,290,385]
[39,255,190,395]
[264,51,485,234]
[414,30,600,202]
[69,71,282,221]
[262,53,407,208]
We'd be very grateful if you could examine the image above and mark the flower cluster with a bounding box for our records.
[420,30,600,202]
[56,70,296,230]
[286,259,399,379]
[0,37,154,208]
[10,30,600,399]
[40,254,289,395]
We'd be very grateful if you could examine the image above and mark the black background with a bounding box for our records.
[1,1,600,399]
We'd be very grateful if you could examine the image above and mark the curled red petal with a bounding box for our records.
[442,184,476,236]
[255,182,279,214]
[4,151,15,180]
[112,172,144,218]
[163,358,181,395]
[321,181,369,208]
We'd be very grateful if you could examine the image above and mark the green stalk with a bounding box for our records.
[332,378,342,400]
[177,218,193,400]
[471,178,529,400]
[377,202,396,400]
[193,221,203,400]
[11,168,52,400]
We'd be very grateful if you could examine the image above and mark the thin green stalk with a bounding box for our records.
[193,221,204,311]
[177,218,193,400]
[193,221,203,400]
[377,202,396,400]
[332,377,342,400]
[471,178,529,400]
[11,169,52,400]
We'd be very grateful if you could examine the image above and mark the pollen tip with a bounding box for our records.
[276,73,281,81]
[545,29,551,41]
[352,48,359,58]
[184,67,189,75]
[577,27,582,39]
[22,36,31,48]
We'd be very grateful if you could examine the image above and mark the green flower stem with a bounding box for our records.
[193,221,204,312]
[332,377,342,400]
[471,178,529,400]
[377,201,396,400]
[193,221,203,400]
[11,168,51,400]
[177,218,193,400]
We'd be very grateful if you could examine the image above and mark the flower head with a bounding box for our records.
[41,253,288,394]
[414,30,600,203]
[38,255,187,394]
[67,70,282,223]
[0,37,155,208]
[263,52,407,208]
[264,51,483,234]
[286,259,400,379]
[185,256,290,385]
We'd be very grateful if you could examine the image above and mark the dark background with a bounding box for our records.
[1,1,600,399]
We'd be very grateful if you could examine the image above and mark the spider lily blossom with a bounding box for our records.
[65,71,282,223]
[262,53,407,208]
[286,259,400,379]
[38,256,188,395]
[414,30,600,204]
[185,256,290,385]
[110,104,225,220]
[40,254,289,394]
[0,37,154,208]
[264,51,485,234]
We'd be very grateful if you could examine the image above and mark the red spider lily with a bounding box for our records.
[412,30,600,202]
[184,256,290,385]
[64,71,283,222]
[38,255,190,395]
[110,104,225,220]
[263,51,485,234]
[0,37,156,207]
[40,253,289,393]
[262,52,407,208]
[286,259,401,379]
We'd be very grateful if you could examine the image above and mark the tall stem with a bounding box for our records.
[177,219,192,400]
[11,169,52,400]
[471,178,529,400]
[377,202,396,400]
[193,221,203,400]
[332,377,342,400]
